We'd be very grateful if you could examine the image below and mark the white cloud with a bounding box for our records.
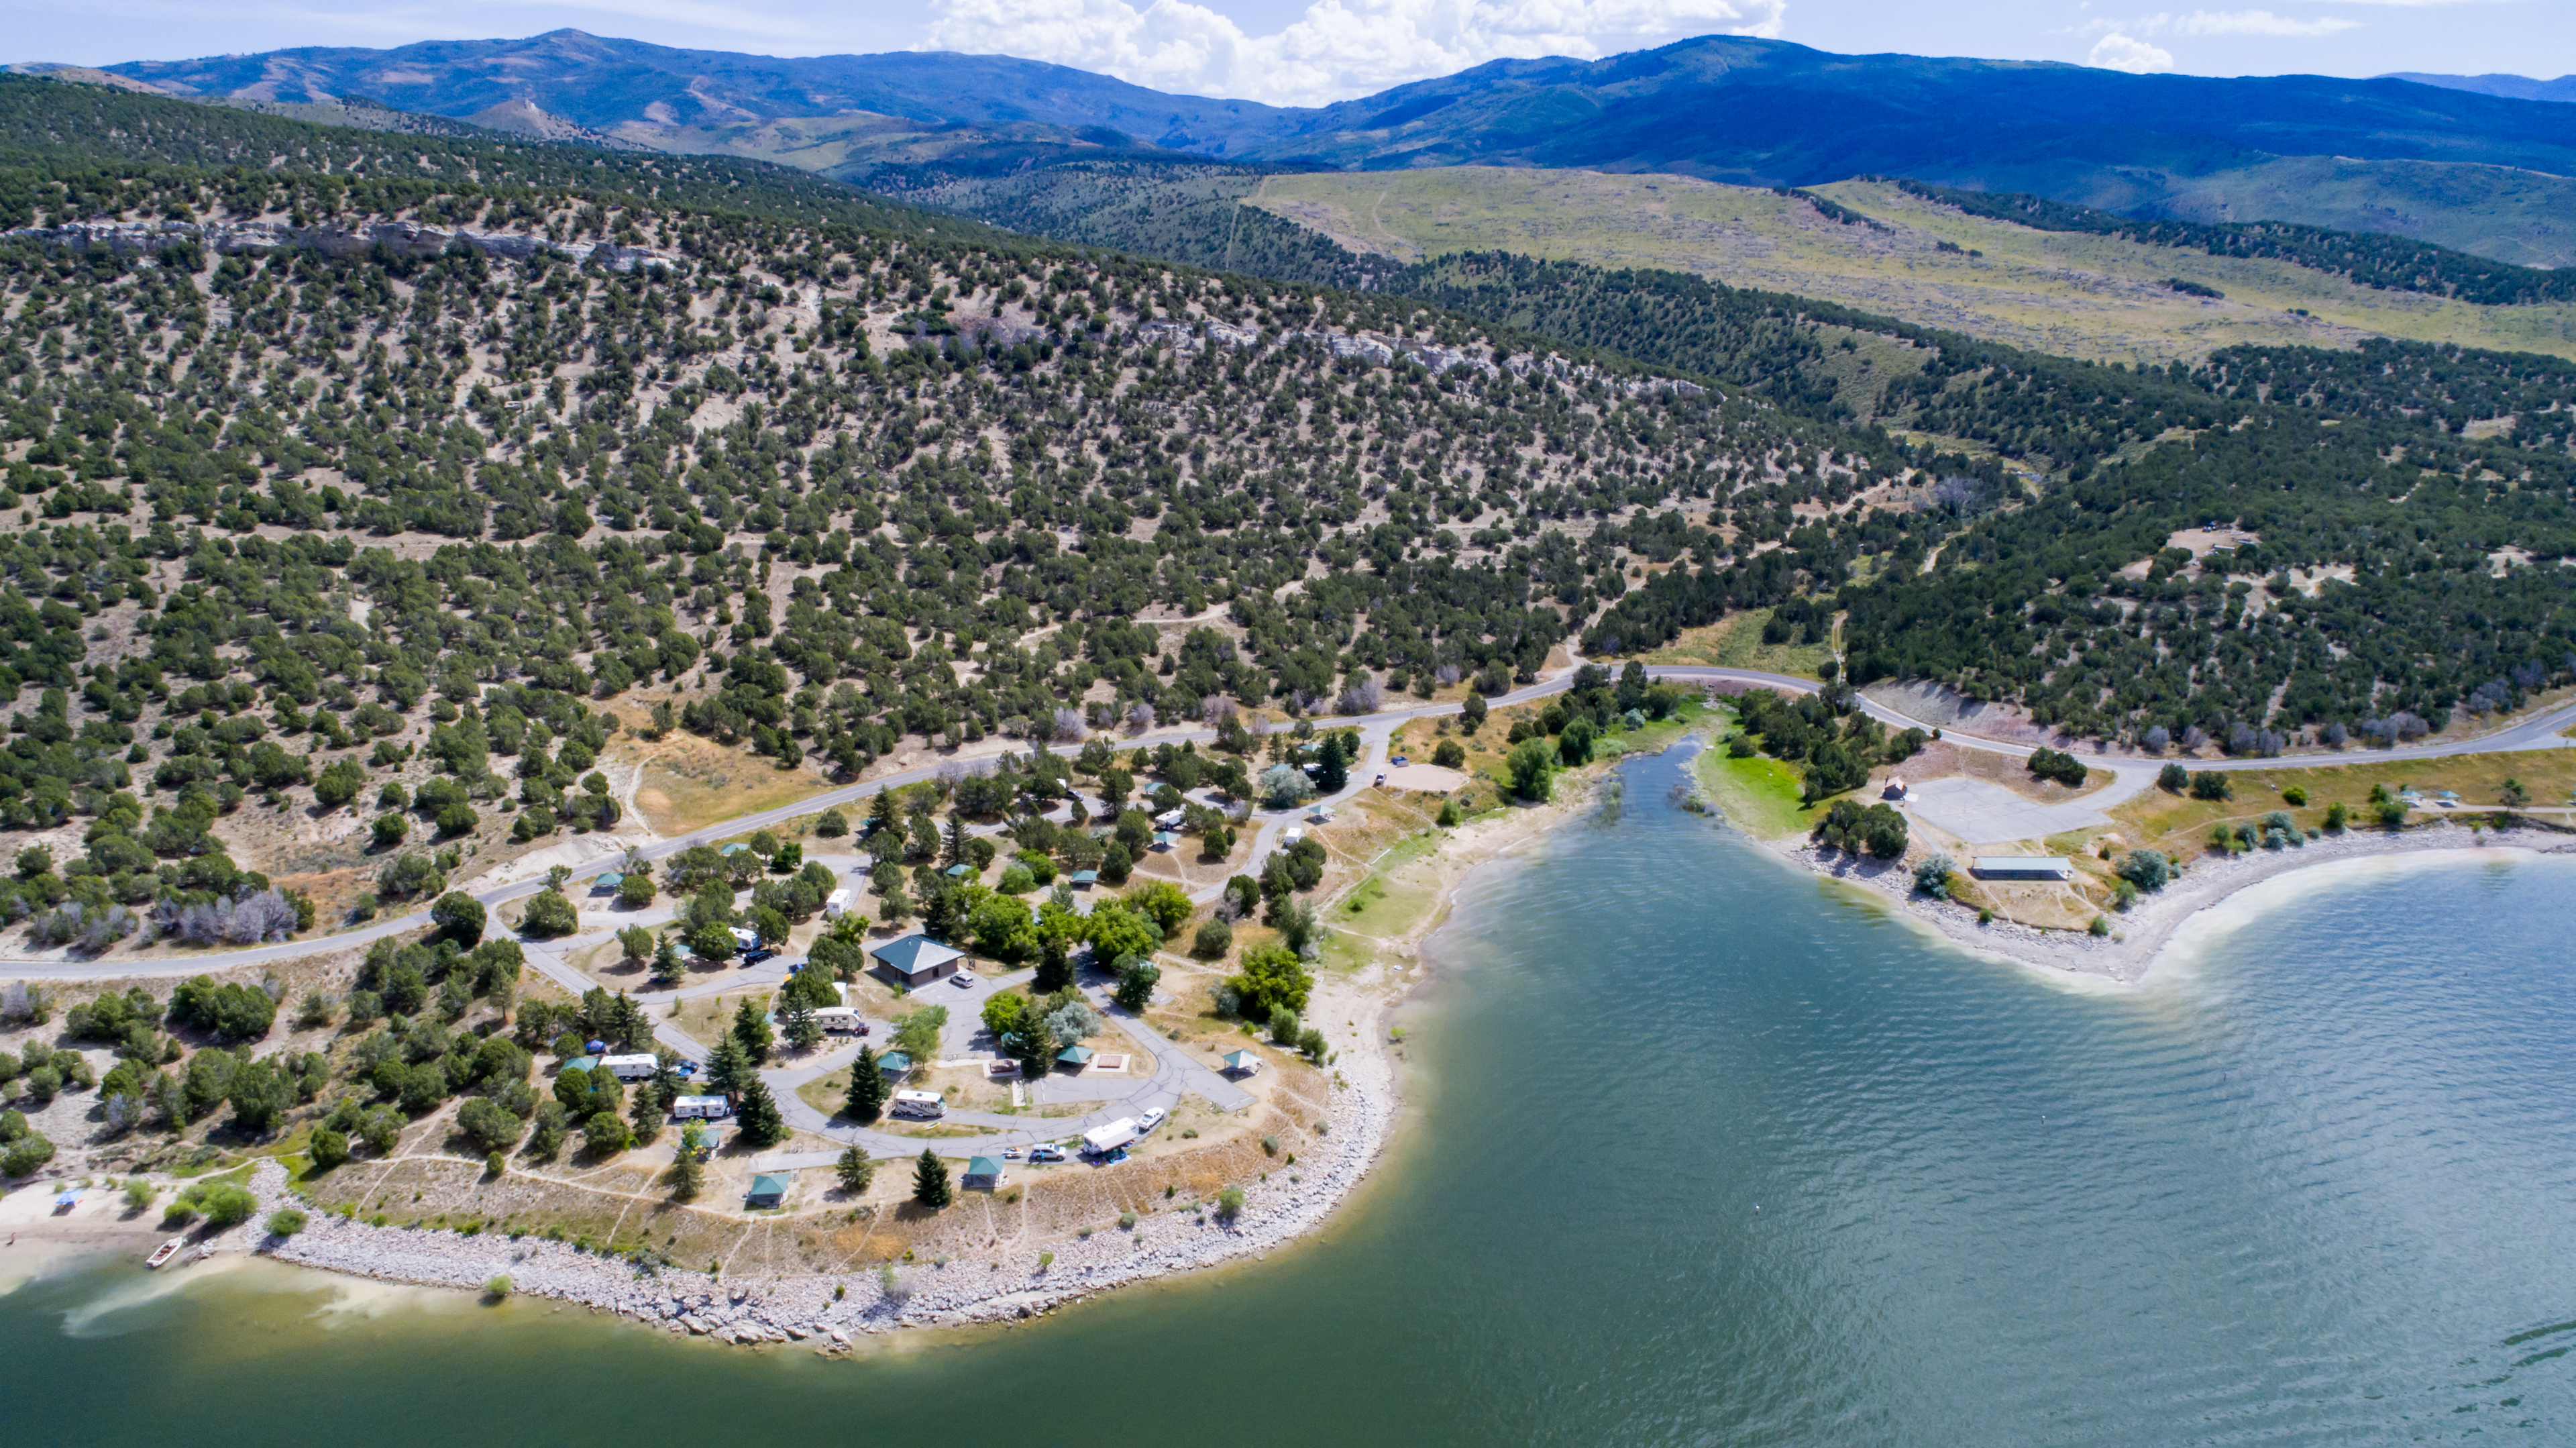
[918,0,1788,106]
[2068,9,2361,38]
[2168,9,2359,34]
[2087,32,2176,70]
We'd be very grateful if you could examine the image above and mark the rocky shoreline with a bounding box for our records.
[246,1000,1397,1345]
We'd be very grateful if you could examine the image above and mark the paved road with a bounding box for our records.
[9,658,2573,980]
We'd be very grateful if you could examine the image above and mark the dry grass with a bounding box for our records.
[616,730,835,837]
[1639,608,1831,678]
[2109,749,2576,856]
[1250,168,2576,366]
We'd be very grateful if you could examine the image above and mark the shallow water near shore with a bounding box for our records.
[13,747,2576,1444]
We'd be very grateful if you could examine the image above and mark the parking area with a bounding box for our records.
[1902,777,2110,844]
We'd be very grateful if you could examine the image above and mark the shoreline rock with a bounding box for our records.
[241,999,1399,1341]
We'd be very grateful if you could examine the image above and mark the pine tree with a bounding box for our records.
[1316,732,1348,792]
[671,1125,704,1200]
[865,788,902,846]
[627,1085,662,1146]
[706,1033,754,1096]
[735,1078,786,1147]
[943,814,969,868]
[912,1148,953,1208]
[649,936,684,986]
[836,1145,875,1194]
[782,995,821,1051]
[843,1045,888,1122]
[731,996,774,1063]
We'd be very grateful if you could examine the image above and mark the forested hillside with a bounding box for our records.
[0,78,1927,935]
[3,74,2575,947]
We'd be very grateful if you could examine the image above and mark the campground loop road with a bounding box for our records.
[6,658,2573,982]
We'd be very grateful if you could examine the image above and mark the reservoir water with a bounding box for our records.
[12,745,2576,1445]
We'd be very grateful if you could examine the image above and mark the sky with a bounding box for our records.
[5,0,2571,108]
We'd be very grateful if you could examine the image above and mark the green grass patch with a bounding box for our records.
[1695,747,1813,841]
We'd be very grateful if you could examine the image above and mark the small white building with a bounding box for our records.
[600,1053,661,1082]
[672,1095,729,1119]
[822,888,853,919]
[1970,856,2075,882]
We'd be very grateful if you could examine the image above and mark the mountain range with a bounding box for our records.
[2389,73,2576,105]
[21,30,2576,263]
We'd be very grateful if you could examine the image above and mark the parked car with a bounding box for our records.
[1373,772,1387,786]
[741,946,775,966]
[1138,1107,1168,1133]
[1001,1147,1023,1160]
[951,971,977,988]
[1028,1143,1067,1163]
[1390,756,1409,767]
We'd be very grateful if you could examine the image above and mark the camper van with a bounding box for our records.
[1081,1117,1142,1157]
[600,1053,661,1082]
[814,1006,867,1035]
[890,1090,946,1120]
[822,888,853,919]
[672,1095,729,1120]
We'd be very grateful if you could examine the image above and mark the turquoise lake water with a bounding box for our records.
[10,744,2576,1445]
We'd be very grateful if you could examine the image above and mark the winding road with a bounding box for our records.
[9,660,2573,1161]
[8,660,2573,982]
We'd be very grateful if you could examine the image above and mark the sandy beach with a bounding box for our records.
[1788,819,2576,983]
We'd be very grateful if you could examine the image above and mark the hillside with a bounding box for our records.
[0,77,1888,925]
[0,76,2573,939]
[1239,168,2576,364]
[72,30,2576,267]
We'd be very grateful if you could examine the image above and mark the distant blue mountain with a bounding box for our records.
[85,30,2576,185]
[94,29,1286,146]
[2385,73,2576,105]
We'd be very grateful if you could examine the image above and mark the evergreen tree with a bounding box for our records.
[731,996,775,1064]
[1315,733,1348,792]
[649,936,684,986]
[865,788,902,848]
[735,1078,786,1147]
[627,1085,662,1146]
[671,1123,705,1200]
[836,1144,875,1194]
[705,1033,754,1096]
[843,1045,889,1122]
[1033,935,1073,994]
[943,815,970,868]
[782,995,821,1052]
[912,1148,953,1208]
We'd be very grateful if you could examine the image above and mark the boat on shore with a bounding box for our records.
[146,1239,184,1269]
